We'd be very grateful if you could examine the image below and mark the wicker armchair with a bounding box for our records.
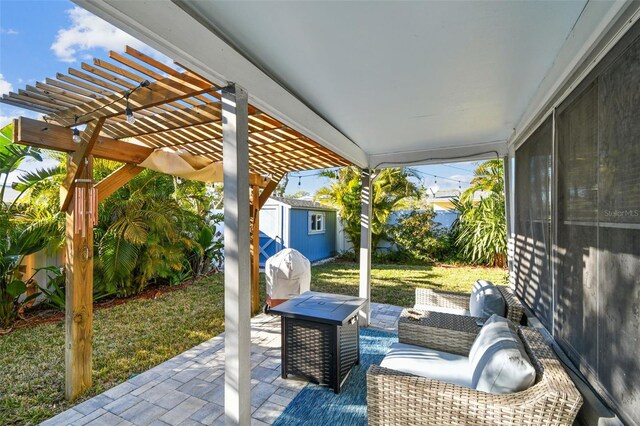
[367,310,582,425]
[415,285,526,324]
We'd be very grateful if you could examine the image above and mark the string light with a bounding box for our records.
[72,127,81,144]
[53,79,150,129]
[125,93,136,124]
[122,80,151,125]
[414,170,468,186]
[71,115,81,144]
[298,176,301,186]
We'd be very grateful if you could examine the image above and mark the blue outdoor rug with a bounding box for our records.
[272,328,397,426]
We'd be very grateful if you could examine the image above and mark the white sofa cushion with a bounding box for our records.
[469,280,506,318]
[469,315,536,394]
[380,342,473,388]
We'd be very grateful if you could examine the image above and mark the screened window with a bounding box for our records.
[308,212,325,234]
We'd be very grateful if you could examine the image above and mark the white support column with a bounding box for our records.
[505,148,516,289]
[359,169,373,326]
[503,155,513,273]
[222,84,251,426]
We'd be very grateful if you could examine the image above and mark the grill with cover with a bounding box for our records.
[264,248,311,310]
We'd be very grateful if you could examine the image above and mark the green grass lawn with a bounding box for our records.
[0,262,506,425]
[311,262,508,307]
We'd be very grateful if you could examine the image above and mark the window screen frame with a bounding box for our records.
[308,211,326,234]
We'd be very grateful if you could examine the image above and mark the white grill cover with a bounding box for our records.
[265,249,311,300]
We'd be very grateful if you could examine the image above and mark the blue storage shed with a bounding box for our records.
[259,197,337,266]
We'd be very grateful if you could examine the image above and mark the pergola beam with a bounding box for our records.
[15,117,153,164]
[95,164,144,203]
[259,173,283,209]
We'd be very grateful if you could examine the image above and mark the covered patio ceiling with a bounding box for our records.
[76,0,632,167]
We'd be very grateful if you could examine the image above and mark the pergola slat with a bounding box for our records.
[35,81,95,104]
[1,97,57,114]
[23,85,82,108]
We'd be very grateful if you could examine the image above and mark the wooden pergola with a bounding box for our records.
[1,46,351,402]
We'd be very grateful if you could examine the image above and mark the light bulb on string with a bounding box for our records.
[428,177,440,197]
[125,94,136,124]
[72,128,81,144]
[125,106,136,124]
[298,176,301,186]
[71,115,81,143]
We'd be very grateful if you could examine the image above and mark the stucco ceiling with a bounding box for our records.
[181,1,586,157]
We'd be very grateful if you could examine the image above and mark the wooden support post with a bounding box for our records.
[222,84,251,426]
[250,185,260,315]
[359,169,373,326]
[65,156,94,401]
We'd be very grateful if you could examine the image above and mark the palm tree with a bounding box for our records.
[316,167,421,250]
[95,169,202,297]
[453,159,507,267]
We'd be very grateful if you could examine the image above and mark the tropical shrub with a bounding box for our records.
[0,120,226,321]
[0,124,61,327]
[36,266,66,310]
[390,210,452,263]
[95,170,198,297]
[316,167,421,251]
[452,160,507,267]
[189,213,224,277]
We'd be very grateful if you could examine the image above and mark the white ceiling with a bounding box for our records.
[79,0,632,167]
[181,1,586,157]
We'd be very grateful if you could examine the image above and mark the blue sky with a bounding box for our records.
[0,0,477,198]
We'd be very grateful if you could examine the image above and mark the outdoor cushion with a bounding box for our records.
[469,280,506,318]
[380,342,473,388]
[469,314,536,394]
[412,305,471,316]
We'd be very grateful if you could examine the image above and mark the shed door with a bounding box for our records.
[259,206,284,266]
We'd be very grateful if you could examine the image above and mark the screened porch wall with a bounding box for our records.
[513,117,553,329]
[513,19,640,425]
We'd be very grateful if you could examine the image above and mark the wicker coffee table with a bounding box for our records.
[269,291,366,393]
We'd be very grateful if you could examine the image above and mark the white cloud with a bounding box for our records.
[0,74,13,95]
[0,107,40,128]
[51,7,169,64]
[0,28,18,35]
[449,174,474,183]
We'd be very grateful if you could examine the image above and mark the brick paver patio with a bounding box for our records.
[41,303,402,426]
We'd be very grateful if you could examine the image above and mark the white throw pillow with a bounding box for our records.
[469,280,506,318]
[469,314,536,394]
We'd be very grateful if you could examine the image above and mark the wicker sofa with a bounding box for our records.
[367,310,583,425]
[415,284,526,323]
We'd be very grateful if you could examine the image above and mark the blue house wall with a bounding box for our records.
[288,209,336,263]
